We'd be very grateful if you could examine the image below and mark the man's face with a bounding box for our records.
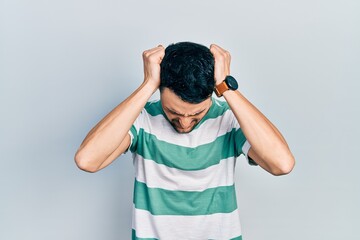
[161,88,212,134]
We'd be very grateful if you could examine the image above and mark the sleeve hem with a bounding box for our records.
[123,130,134,154]
[242,140,258,166]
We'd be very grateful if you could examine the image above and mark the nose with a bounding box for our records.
[178,117,193,129]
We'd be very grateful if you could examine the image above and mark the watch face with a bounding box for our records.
[225,76,238,90]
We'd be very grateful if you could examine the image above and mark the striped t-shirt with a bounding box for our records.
[129,97,253,240]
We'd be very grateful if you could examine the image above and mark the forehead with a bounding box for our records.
[160,88,210,114]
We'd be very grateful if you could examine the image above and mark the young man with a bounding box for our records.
[75,42,295,239]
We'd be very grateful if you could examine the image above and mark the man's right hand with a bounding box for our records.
[75,45,165,173]
[142,45,165,89]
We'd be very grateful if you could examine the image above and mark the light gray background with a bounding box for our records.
[1,0,359,239]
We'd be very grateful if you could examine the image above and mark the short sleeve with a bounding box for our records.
[231,111,258,166]
[242,140,258,166]
[128,125,138,153]
[125,108,146,154]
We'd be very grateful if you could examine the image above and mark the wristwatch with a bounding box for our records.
[214,75,238,97]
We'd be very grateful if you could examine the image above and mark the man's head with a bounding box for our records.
[160,42,215,104]
[160,42,215,133]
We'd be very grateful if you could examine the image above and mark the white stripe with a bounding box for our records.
[134,155,235,191]
[135,108,239,148]
[132,207,242,240]
[242,140,251,158]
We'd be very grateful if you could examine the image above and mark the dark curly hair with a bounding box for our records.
[160,42,215,104]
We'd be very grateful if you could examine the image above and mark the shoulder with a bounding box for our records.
[144,99,163,117]
[207,97,240,129]
[212,97,230,111]
[134,99,167,129]
[204,97,231,120]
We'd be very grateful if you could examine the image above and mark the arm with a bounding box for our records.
[74,45,165,172]
[210,44,295,176]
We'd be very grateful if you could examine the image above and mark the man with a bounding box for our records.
[75,42,295,239]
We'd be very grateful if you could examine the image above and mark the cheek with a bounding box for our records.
[167,115,178,121]
[192,118,200,124]
[171,118,180,124]
[169,118,181,127]
[164,112,175,121]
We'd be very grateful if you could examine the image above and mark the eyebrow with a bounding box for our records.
[166,107,206,117]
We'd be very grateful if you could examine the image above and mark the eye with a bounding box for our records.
[170,111,181,116]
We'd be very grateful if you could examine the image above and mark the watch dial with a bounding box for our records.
[225,76,238,90]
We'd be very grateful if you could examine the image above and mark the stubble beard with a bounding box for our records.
[170,120,198,134]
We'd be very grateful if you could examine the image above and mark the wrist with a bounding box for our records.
[214,75,238,97]
[215,79,224,86]
[222,88,237,98]
[143,78,160,93]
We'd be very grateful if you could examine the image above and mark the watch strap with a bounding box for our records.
[214,81,229,97]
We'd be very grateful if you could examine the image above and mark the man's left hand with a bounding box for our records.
[210,44,231,85]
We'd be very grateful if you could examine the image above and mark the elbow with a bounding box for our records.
[270,154,296,176]
[74,151,100,173]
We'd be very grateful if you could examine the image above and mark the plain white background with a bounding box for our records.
[1,0,359,239]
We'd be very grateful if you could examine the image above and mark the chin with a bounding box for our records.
[176,129,191,134]
[174,126,194,134]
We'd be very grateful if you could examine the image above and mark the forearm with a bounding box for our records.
[223,90,295,175]
[75,80,157,171]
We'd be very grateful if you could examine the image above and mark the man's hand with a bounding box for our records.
[210,44,231,85]
[142,45,165,89]
[211,44,295,175]
[75,45,165,173]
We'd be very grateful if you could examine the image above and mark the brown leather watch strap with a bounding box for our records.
[214,81,229,97]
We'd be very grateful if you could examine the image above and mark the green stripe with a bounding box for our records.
[135,128,246,170]
[143,98,231,129]
[144,100,164,116]
[193,98,230,130]
[134,180,237,215]
[209,236,242,240]
[230,236,243,240]
[132,229,158,240]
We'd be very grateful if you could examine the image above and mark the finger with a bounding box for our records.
[211,45,231,63]
[210,44,222,51]
[146,45,164,56]
[144,49,164,65]
[143,48,163,60]
[210,44,227,55]
[210,45,222,57]
[210,44,220,50]
[144,48,160,56]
